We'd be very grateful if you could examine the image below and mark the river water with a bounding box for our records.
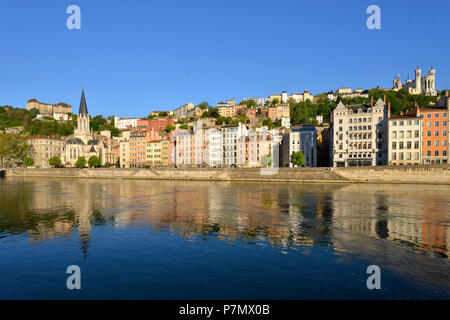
[0,177,449,299]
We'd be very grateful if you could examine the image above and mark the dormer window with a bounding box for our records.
[358,109,362,114]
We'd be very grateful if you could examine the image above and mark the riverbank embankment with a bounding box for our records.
[4,166,450,184]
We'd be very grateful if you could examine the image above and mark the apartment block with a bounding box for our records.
[236,127,270,167]
[268,104,290,121]
[27,136,65,167]
[332,98,388,167]
[281,126,317,167]
[388,111,422,165]
[222,123,248,166]
[418,106,449,164]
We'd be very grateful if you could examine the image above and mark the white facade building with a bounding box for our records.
[221,123,248,166]
[388,114,422,165]
[206,128,223,166]
[114,116,139,130]
[243,97,269,106]
[281,117,291,128]
[332,99,388,167]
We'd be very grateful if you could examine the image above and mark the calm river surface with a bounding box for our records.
[0,177,449,299]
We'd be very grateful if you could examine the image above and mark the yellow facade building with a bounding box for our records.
[146,140,162,166]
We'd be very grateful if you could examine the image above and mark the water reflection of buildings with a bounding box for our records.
[330,184,449,258]
[1,178,449,261]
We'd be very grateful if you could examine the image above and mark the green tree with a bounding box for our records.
[164,124,176,133]
[180,124,189,130]
[196,101,211,110]
[88,156,101,168]
[260,155,273,166]
[239,100,257,108]
[290,151,306,167]
[0,134,30,167]
[23,157,35,167]
[48,156,62,168]
[75,157,87,168]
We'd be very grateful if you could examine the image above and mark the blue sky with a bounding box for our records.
[0,0,449,117]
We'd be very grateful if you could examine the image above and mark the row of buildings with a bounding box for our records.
[24,87,450,169]
[119,120,317,168]
[331,92,450,167]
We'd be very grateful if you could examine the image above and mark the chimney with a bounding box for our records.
[383,95,386,104]
[371,96,374,107]
[330,112,333,123]
[388,102,391,118]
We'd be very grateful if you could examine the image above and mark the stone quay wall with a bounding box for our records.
[5,165,450,185]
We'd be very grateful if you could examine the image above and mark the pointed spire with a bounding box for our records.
[78,89,88,115]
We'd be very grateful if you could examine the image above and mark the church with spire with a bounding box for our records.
[63,90,109,167]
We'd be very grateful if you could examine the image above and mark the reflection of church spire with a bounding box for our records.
[79,233,90,259]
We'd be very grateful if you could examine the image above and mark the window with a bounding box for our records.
[414,130,419,138]
[393,121,397,126]
[427,131,432,137]
[399,153,404,160]
[392,153,397,160]
[427,114,431,118]
[407,141,411,149]
[435,150,439,156]
[435,113,439,118]
[434,140,439,147]
[427,151,431,156]
[435,130,439,136]
[392,131,397,138]
[414,152,419,160]
[399,131,404,138]
[392,142,396,149]
[406,152,411,160]
[414,141,419,149]
[435,121,440,127]
[407,131,412,138]
[427,121,432,127]
[399,142,404,149]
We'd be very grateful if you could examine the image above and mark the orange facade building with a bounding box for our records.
[418,107,449,164]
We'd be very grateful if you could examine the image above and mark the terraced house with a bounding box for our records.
[388,108,422,165]
[418,97,449,164]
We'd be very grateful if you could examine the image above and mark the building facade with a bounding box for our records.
[26,99,72,117]
[222,123,248,166]
[114,117,139,130]
[28,136,65,167]
[388,112,422,165]
[332,98,388,167]
[418,106,449,164]
[281,126,317,167]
